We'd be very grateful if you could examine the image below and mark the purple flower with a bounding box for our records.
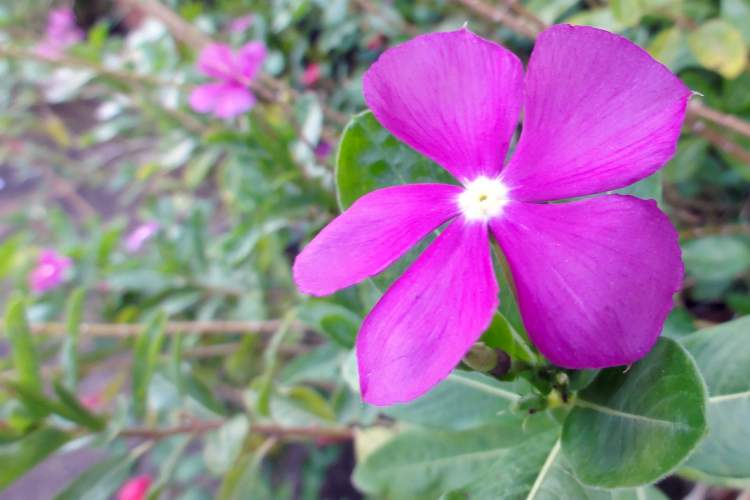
[124,222,159,253]
[314,140,333,160]
[35,7,84,59]
[229,14,254,34]
[189,42,266,120]
[293,26,688,406]
[29,249,72,293]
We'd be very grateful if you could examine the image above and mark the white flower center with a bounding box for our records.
[458,176,509,221]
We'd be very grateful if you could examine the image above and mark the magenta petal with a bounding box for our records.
[490,195,683,368]
[235,42,266,81]
[357,220,498,405]
[196,43,236,79]
[189,83,224,113]
[502,25,690,202]
[363,28,523,182]
[212,84,255,119]
[294,184,461,296]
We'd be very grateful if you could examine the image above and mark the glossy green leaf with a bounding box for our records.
[203,415,250,475]
[680,316,750,485]
[0,426,70,490]
[353,415,559,499]
[688,19,747,79]
[383,371,525,431]
[562,338,707,487]
[682,236,750,283]
[61,288,85,390]
[4,296,42,393]
[480,313,535,363]
[335,110,454,210]
[132,312,168,418]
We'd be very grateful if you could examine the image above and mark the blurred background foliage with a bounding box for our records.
[0,0,748,499]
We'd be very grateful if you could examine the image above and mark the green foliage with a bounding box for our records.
[562,338,708,487]
[1,0,750,497]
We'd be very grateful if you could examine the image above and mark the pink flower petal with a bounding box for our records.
[213,84,256,119]
[357,220,498,405]
[116,475,152,500]
[294,184,461,296]
[196,43,236,79]
[490,195,683,368]
[235,42,266,81]
[189,83,224,113]
[363,28,523,183]
[501,25,690,202]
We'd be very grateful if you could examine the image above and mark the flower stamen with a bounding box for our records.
[458,176,509,221]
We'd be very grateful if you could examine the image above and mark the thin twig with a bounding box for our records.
[689,100,750,140]
[120,420,354,442]
[679,223,750,240]
[14,320,307,338]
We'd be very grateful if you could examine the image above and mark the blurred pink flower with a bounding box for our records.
[116,475,152,500]
[314,140,332,159]
[302,63,321,87]
[124,222,159,253]
[189,42,266,119]
[35,7,84,59]
[229,14,254,34]
[29,249,72,293]
[80,392,103,411]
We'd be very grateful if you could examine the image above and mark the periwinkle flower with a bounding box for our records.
[124,222,159,253]
[301,63,321,87]
[29,249,72,294]
[189,42,266,119]
[294,25,688,405]
[116,475,152,500]
[35,7,84,60]
[229,14,254,34]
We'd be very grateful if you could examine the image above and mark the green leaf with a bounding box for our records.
[4,296,42,393]
[562,337,707,488]
[54,453,136,500]
[722,0,750,44]
[688,19,748,79]
[353,415,558,499]
[52,381,105,431]
[335,110,454,210]
[481,313,536,364]
[382,371,525,431]
[682,236,750,283]
[648,27,693,72]
[61,288,85,390]
[298,300,360,349]
[614,172,662,204]
[355,414,664,499]
[680,316,750,485]
[611,0,644,27]
[662,137,709,183]
[132,313,168,418]
[0,426,70,490]
[203,415,250,475]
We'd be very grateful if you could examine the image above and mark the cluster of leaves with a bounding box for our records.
[0,0,748,499]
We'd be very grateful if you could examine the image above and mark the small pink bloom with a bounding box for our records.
[116,475,152,500]
[124,222,159,253]
[294,26,688,405]
[314,140,332,159]
[80,392,102,411]
[35,7,83,59]
[367,34,386,51]
[301,63,321,87]
[229,14,254,34]
[189,42,266,119]
[29,249,72,293]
